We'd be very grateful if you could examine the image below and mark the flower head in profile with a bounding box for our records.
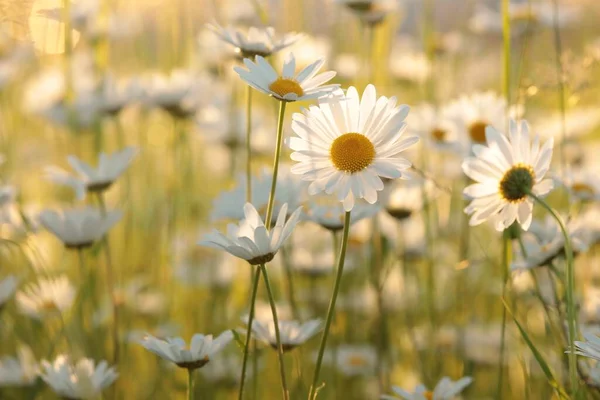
[0,345,38,387]
[0,275,18,310]
[383,177,434,221]
[39,355,118,399]
[234,53,338,102]
[39,207,122,249]
[139,331,233,370]
[336,0,399,25]
[16,276,76,319]
[199,203,302,265]
[560,167,600,202]
[462,120,554,231]
[382,376,473,400]
[304,197,380,231]
[245,318,321,352]
[290,85,418,211]
[45,147,138,199]
[207,24,302,59]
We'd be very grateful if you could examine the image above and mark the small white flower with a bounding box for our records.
[559,168,600,202]
[409,104,460,152]
[304,198,380,231]
[383,178,433,221]
[0,275,18,309]
[199,202,302,265]
[39,355,118,399]
[462,120,554,231]
[246,318,321,352]
[207,24,302,58]
[336,0,399,25]
[571,333,600,361]
[39,207,122,248]
[0,345,38,387]
[333,345,377,377]
[382,376,473,400]
[139,331,233,370]
[99,74,142,116]
[16,276,76,319]
[46,147,137,199]
[389,51,431,85]
[234,53,338,102]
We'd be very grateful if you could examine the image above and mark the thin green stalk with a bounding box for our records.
[281,246,300,321]
[187,368,194,400]
[528,191,578,395]
[245,86,253,203]
[308,211,352,400]
[551,0,567,174]
[497,230,511,400]
[259,264,289,400]
[238,268,261,400]
[264,101,287,225]
[502,0,511,104]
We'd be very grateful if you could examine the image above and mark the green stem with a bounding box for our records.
[551,0,567,174]
[528,192,578,395]
[238,268,261,400]
[497,231,511,400]
[259,264,289,400]
[264,101,287,225]
[187,368,194,400]
[502,0,511,105]
[245,86,253,203]
[281,246,300,321]
[308,211,352,400]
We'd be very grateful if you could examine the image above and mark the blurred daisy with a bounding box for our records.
[337,0,398,25]
[383,376,473,400]
[305,198,380,231]
[210,166,305,222]
[39,355,118,399]
[0,34,30,90]
[174,257,236,289]
[389,51,431,85]
[39,207,122,249]
[462,120,554,231]
[246,318,321,352]
[0,275,18,310]
[234,53,338,102]
[559,168,600,202]
[199,203,302,265]
[409,104,459,152]
[289,85,418,211]
[333,345,377,376]
[99,74,142,116]
[207,24,302,58]
[383,178,433,221]
[16,276,76,319]
[0,346,38,387]
[200,354,254,388]
[139,331,233,369]
[45,147,138,199]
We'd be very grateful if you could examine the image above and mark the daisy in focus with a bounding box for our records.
[234,53,338,102]
[139,331,233,370]
[462,120,554,231]
[382,376,473,400]
[199,203,302,265]
[289,85,418,211]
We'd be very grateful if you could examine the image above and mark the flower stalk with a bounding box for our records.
[238,268,261,400]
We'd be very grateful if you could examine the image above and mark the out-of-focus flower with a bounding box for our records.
[304,197,380,231]
[0,34,31,90]
[174,257,236,289]
[99,74,142,116]
[245,318,321,352]
[333,53,361,80]
[207,24,302,58]
[332,345,377,376]
[16,276,75,319]
[39,207,122,249]
[289,85,418,211]
[462,120,554,231]
[382,376,473,400]
[200,354,253,387]
[139,331,233,370]
[389,50,431,85]
[234,53,338,102]
[336,0,399,25]
[199,203,302,265]
[45,147,138,200]
[409,104,460,152]
[0,275,18,310]
[0,345,38,387]
[383,178,433,221]
[557,168,600,202]
[39,355,118,399]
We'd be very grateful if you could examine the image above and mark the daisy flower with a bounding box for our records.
[199,203,302,265]
[289,85,418,211]
[462,120,554,231]
[333,345,377,377]
[382,376,473,400]
[336,0,399,25]
[559,167,600,202]
[45,147,138,199]
[39,355,118,399]
[139,331,233,370]
[0,275,18,310]
[207,24,302,59]
[571,333,600,361]
[0,346,38,387]
[16,276,76,319]
[246,319,322,352]
[408,104,459,152]
[234,53,338,102]
[39,207,122,249]
[383,177,433,221]
[304,197,380,231]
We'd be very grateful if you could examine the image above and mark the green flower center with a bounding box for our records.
[499,164,535,203]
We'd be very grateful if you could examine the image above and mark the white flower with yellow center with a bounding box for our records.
[199,203,302,265]
[462,120,554,231]
[289,85,418,211]
[333,345,377,377]
[246,318,321,352]
[139,331,233,370]
[16,276,76,319]
[0,346,38,387]
[39,355,117,399]
[234,53,338,102]
[207,24,302,58]
[382,376,473,400]
[559,168,600,202]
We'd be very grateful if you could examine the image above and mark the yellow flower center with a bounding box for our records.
[347,355,368,366]
[330,133,376,173]
[431,128,447,142]
[268,78,304,98]
[468,120,488,143]
[423,391,434,400]
[499,163,536,203]
[571,182,595,198]
[40,300,58,312]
